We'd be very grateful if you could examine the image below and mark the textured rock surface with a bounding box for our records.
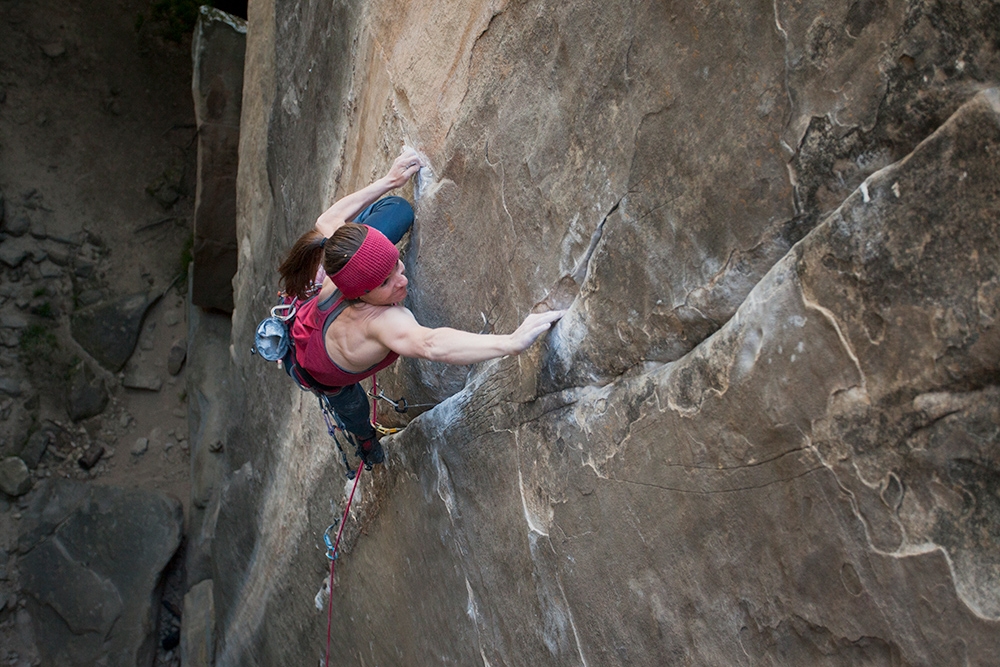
[17,480,183,666]
[185,289,232,586]
[180,579,216,667]
[216,1,1000,665]
[190,7,246,313]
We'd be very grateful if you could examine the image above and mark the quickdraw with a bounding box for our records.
[322,521,340,561]
[367,388,437,414]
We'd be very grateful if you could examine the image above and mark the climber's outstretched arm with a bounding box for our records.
[315,147,423,237]
[370,306,565,365]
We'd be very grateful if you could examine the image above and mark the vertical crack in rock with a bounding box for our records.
[540,197,619,313]
[571,199,617,287]
[455,3,509,114]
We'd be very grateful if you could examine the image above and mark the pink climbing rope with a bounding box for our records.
[324,374,379,667]
[324,462,362,667]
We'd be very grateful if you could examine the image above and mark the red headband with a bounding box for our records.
[331,227,399,299]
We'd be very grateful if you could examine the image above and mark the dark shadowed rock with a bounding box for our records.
[19,430,51,469]
[0,377,21,397]
[123,367,163,391]
[18,479,183,667]
[0,456,31,496]
[40,41,65,58]
[167,337,186,375]
[1,211,30,237]
[70,291,153,372]
[0,236,31,267]
[190,7,246,313]
[66,361,108,422]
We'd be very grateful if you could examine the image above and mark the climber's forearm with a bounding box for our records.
[417,327,518,365]
[315,148,422,237]
[374,306,564,365]
[315,177,395,237]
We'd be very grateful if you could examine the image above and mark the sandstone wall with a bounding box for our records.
[215,1,1000,664]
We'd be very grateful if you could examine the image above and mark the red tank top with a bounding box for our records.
[290,292,399,389]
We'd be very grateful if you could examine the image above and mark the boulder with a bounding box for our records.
[1,211,30,238]
[123,367,163,391]
[0,401,32,457]
[0,456,30,496]
[0,236,31,267]
[66,361,108,422]
[19,430,51,469]
[0,311,28,329]
[167,337,186,375]
[70,291,154,372]
[43,241,70,266]
[131,437,149,456]
[37,260,62,279]
[18,479,183,667]
[0,376,21,397]
[40,41,65,58]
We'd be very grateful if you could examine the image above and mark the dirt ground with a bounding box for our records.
[0,0,202,662]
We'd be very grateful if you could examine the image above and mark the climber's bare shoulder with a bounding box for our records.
[362,304,434,359]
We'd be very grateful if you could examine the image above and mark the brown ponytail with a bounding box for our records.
[278,223,371,300]
[322,223,368,277]
[278,229,326,299]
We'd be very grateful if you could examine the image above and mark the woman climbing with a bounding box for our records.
[277,147,565,466]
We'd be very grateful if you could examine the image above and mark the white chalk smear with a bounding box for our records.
[403,144,434,204]
[314,577,329,611]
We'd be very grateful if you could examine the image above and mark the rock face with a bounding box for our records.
[215,1,1000,665]
[190,7,246,313]
[17,480,183,667]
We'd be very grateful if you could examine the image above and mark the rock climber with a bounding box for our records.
[276,147,565,466]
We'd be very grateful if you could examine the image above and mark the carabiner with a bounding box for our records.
[270,302,297,321]
[323,522,340,561]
